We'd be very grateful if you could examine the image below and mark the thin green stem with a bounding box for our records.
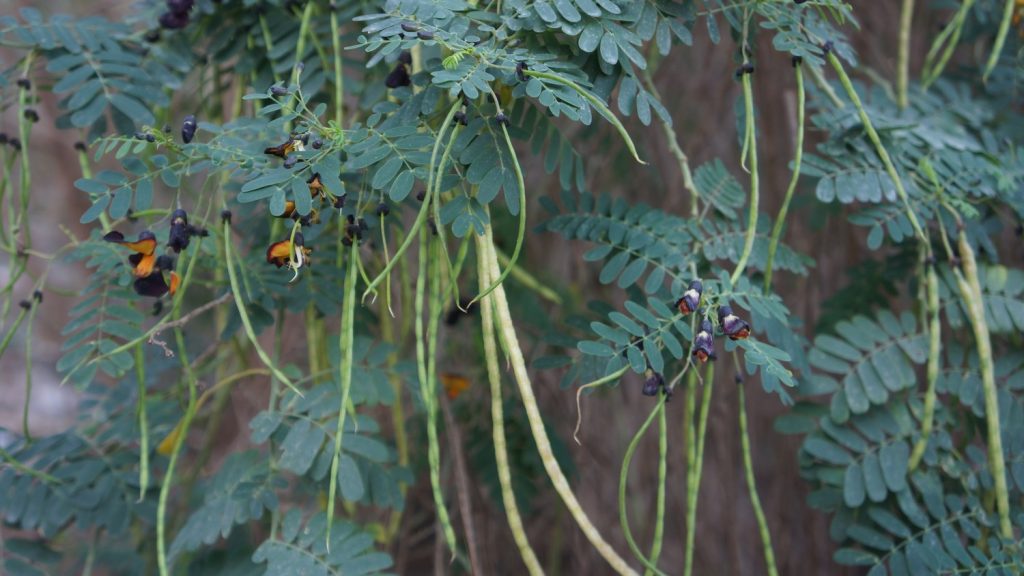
[646,403,667,576]
[921,0,975,87]
[737,378,778,576]
[362,100,461,300]
[135,344,149,502]
[325,241,359,549]
[764,63,805,292]
[21,298,38,442]
[828,53,929,245]
[476,236,544,575]
[523,69,645,165]
[908,262,941,471]
[477,223,639,576]
[731,71,759,285]
[574,365,630,444]
[329,9,344,127]
[983,0,1015,82]
[684,365,714,576]
[640,67,699,216]
[157,319,200,576]
[897,0,915,109]
[223,221,300,394]
[472,91,526,304]
[618,400,669,576]
[0,445,61,484]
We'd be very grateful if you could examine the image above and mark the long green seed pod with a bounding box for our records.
[476,224,640,576]
[325,241,360,549]
[477,236,544,575]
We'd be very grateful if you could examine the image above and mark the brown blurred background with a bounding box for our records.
[0,2,942,574]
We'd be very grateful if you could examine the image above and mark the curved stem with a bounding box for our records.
[477,237,544,575]
[738,380,778,576]
[684,364,714,576]
[921,0,975,87]
[362,101,461,300]
[223,221,299,394]
[983,0,1016,82]
[764,62,805,292]
[640,67,699,216]
[647,403,668,575]
[523,70,645,165]
[908,262,941,471]
[476,224,640,576]
[618,401,669,576]
[574,365,630,444]
[157,323,199,576]
[472,91,526,304]
[828,53,929,245]
[730,72,759,285]
[325,241,359,549]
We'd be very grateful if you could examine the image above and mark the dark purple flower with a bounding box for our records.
[385,63,411,88]
[159,11,189,30]
[167,209,191,253]
[675,280,703,315]
[693,319,715,363]
[642,369,664,397]
[718,305,751,340]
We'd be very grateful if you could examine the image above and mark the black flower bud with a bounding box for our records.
[401,22,419,32]
[642,369,664,397]
[270,85,289,96]
[221,209,232,224]
[24,108,39,123]
[495,112,509,126]
[417,30,434,40]
[375,201,391,217]
[74,141,87,152]
[516,61,528,82]
[181,114,197,143]
[19,300,32,310]
[16,77,31,90]
[283,154,298,169]
[32,289,43,303]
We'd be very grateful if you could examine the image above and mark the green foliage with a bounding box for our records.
[2,0,1024,573]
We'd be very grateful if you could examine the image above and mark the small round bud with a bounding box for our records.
[16,77,31,89]
[74,141,87,152]
[32,290,43,303]
[24,109,39,123]
[221,209,232,224]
